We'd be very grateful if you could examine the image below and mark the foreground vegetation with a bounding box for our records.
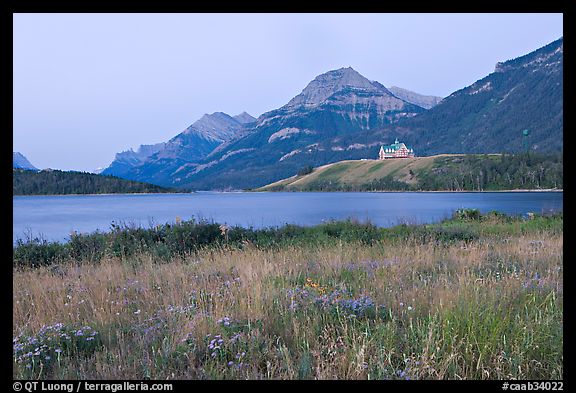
[13,211,563,379]
[260,153,563,192]
[13,169,176,195]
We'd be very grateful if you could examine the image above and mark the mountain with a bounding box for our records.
[278,37,563,180]
[233,112,257,124]
[388,86,443,109]
[160,67,427,189]
[13,152,38,171]
[278,67,424,123]
[399,37,563,155]
[330,38,563,158]
[102,112,254,183]
[105,37,562,190]
[102,142,166,178]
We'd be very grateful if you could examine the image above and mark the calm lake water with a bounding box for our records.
[13,192,563,244]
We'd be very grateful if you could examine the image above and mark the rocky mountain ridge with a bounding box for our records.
[102,37,562,190]
[103,67,427,186]
[102,111,255,181]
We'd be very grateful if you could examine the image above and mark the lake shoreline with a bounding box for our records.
[252,189,563,194]
[13,189,563,197]
[13,191,194,197]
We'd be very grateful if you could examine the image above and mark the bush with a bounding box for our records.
[164,220,222,255]
[13,237,67,268]
[297,165,314,176]
[454,208,481,221]
[431,224,480,243]
[68,232,107,262]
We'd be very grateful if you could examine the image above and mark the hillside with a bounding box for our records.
[407,38,563,154]
[258,153,563,192]
[333,38,563,158]
[13,169,177,196]
[259,156,443,191]
[388,86,443,109]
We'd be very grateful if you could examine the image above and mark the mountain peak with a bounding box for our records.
[329,66,358,75]
[311,67,377,89]
[196,111,235,125]
[13,152,38,170]
[233,112,256,124]
[185,112,240,136]
[175,111,251,146]
[284,67,384,109]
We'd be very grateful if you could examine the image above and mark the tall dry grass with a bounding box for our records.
[13,228,562,379]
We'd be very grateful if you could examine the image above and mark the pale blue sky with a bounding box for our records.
[13,13,563,172]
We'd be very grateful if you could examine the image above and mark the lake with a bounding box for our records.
[13,191,563,244]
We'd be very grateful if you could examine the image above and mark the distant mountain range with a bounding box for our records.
[13,152,38,171]
[102,111,256,184]
[102,68,439,188]
[102,37,562,190]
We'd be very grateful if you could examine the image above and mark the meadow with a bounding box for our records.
[13,210,563,379]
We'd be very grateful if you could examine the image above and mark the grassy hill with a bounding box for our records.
[259,156,445,191]
[258,153,563,192]
[13,169,179,195]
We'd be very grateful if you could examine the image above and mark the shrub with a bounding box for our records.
[68,232,107,262]
[297,165,314,177]
[13,237,67,268]
[454,208,481,221]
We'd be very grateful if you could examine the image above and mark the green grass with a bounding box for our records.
[315,162,354,180]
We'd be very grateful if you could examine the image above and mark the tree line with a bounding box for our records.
[416,153,563,191]
[13,169,176,195]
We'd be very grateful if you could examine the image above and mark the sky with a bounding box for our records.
[13,13,563,172]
